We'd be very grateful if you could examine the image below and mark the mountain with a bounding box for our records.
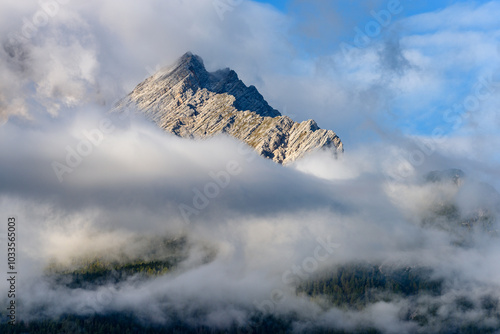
[425,168,465,186]
[421,169,499,241]
[116,52,343,164]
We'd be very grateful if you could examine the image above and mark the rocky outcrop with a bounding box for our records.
[425,169,465,186]
[116,52,343,164]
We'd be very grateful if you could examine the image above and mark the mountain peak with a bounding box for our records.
[117,53,343,164]
[153,53,280,118]
[179,51,196,61]
[176,51,206,74]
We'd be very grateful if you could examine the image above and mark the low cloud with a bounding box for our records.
[1,107,499,332]
[1,0,500,332]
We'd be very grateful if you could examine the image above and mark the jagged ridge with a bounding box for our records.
[117,52,343,164]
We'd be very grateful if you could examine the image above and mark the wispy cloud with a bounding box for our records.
[0,0,499,332]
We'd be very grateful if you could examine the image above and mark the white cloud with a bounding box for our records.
[0,0,499,331]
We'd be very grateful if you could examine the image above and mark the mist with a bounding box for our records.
[1,0,500,333]
[0,105,498,332]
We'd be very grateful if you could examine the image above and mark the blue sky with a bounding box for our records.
[1,0,499,162]
[256,0,476,17]
[246,0,500,148]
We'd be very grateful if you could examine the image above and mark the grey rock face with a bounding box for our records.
[116,52,343,164]
[425,169,465,186]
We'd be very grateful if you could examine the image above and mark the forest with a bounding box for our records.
[2,262,497,333]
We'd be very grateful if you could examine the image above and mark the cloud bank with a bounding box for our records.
[0,0,499,332]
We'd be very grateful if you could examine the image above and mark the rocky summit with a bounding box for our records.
[116,52,343,164]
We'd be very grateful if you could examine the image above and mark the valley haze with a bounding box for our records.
[0,1,500,333]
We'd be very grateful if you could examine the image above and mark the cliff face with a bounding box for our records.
[117,52,343,164]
